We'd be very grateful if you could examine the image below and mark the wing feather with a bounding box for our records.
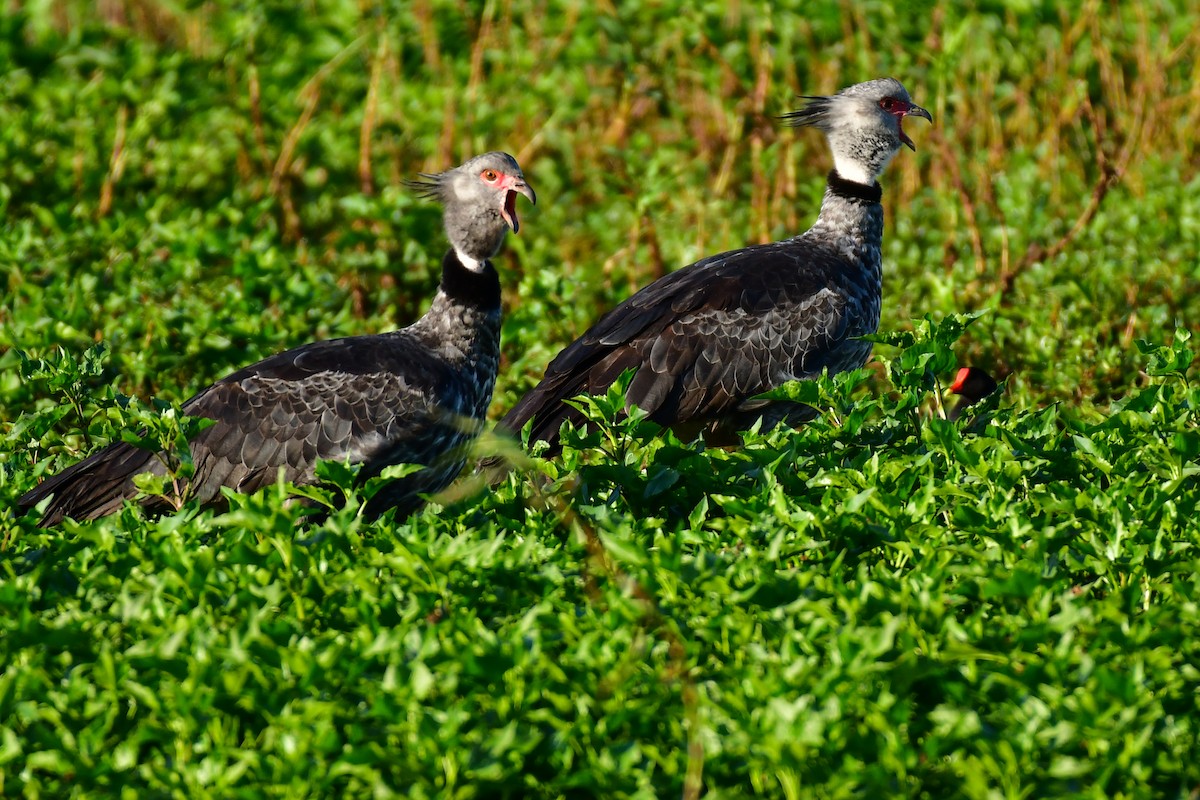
[20,331,462,526]
[500,239,869,448]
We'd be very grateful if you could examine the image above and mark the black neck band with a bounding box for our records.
[440,250,501,310]
[827,171,882,204]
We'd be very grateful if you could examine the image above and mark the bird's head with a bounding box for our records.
[407,151,536,270]
[948,367,999,404]
[782,77,931,187]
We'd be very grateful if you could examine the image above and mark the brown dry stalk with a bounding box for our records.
[750,136,769,244]
[989,0,1153,303]
[270,36,367,238]
[271,85,321,198]
[271,83,318,238]
[749,27,771,244]
[625,214,643,296]
[931,128,986,276]
[682,675,705,800]
[999,89,1144,300]
[360,35,387,196]
[712,126,740,198]
[770,138,796,234]
[692,32,751,106]
[73,130,85,198]
[437,91,458,169]
[641,214,667,283]
[97,104,129,218]
[248,62,272,173]
[411,0,441,73]
[465,0,496,113]
[514,105,563,167]
[601,83,633,149]
[541,1,581,65]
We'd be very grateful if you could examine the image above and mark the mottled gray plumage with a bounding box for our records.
[20,151,534,526]
[499,78,929,450]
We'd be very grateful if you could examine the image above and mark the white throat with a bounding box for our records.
[830,153,874,187]
[454,247,486,273]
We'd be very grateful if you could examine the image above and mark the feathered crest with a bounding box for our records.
[403,171,448,200]
[779,95,834,129]
[780,78,911,130]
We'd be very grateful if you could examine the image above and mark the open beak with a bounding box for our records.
[898,102,932,151]
[501,180,536,233]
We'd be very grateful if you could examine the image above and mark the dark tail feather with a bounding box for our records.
[479,387,586,475]
[18,442,163,527]
[497,387,588,458]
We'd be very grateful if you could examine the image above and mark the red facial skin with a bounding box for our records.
[481,169,535,232]
[878,96,932,150]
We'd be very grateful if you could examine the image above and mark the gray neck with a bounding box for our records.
[444,204,508,264]
[408,251,502,369]
[800,172,886,336]
[410,290,501,362]
[804,172,885,268]
[407,289,502,418]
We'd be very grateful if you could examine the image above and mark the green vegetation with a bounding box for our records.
[2,1,1199,796]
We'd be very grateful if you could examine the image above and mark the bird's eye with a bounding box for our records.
[482,169,499,182]
[879,97,901,111]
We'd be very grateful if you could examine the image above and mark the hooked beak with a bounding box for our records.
[898,102,932,151]
[501,179,536,233]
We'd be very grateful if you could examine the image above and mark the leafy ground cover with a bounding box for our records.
[2,1,1199,796]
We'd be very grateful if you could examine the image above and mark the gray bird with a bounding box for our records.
[497,78,930,451]
[19,152,535,526]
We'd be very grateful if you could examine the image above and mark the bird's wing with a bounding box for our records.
[19,334,453,525]
[182,334,453,497]
[502,239,860,444]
